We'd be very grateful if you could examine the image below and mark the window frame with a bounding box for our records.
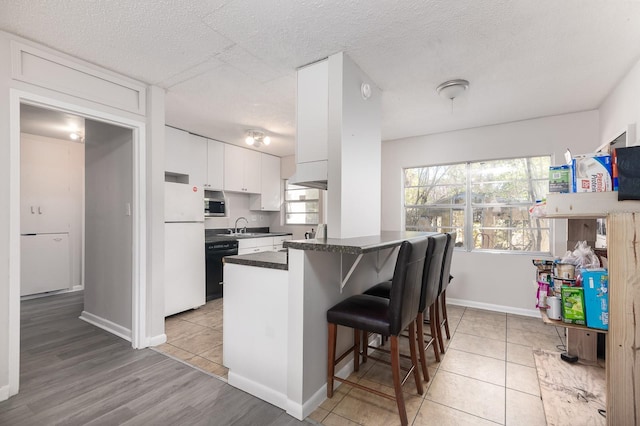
[403,156,552,255]
[283,179,321,226]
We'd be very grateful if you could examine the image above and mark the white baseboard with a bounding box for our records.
[0,384,9,402]
[148,334,167,347]
[20,286,83,301]
[228,371,289,413]
[79,311,132,342]
[447,298,539,318]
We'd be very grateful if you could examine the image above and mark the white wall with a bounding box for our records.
[381,111,599,313]
[205,192,278,231]
[84,121,133,331]
[0,30,163,398]
[599,57,640,146]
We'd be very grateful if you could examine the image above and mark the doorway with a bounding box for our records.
[8,91,147,396]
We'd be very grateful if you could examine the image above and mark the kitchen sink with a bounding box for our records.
[227,232,269,237]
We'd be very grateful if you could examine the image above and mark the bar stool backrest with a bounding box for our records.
[438,232,456,294]
[418,234,448,313]
[388,237,429,336]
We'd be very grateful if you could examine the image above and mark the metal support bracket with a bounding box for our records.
[340,253,363,292]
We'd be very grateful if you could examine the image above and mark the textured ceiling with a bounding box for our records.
[3,0,640,157]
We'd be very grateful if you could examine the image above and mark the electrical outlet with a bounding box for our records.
[260,215,264,221]
[251,215,257,222]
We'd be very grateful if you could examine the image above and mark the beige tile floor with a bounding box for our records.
[156,301,566,425]
[155,298,228,379]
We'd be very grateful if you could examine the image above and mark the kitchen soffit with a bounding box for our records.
[2,0,640,157]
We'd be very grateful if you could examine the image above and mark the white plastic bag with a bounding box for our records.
[560,241,600,269]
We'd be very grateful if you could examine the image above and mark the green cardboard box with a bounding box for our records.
[561,286,586,325]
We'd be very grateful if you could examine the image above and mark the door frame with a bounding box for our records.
[8,89,147,396]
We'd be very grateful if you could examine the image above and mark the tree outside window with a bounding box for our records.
[404,156,551,253]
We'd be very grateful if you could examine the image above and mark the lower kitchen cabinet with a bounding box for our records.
[237,235,292,255]
[21,233,70,296]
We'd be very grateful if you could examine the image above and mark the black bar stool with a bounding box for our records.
[326,237,429,426]
[434,232,456,353]
[364,233,447,382]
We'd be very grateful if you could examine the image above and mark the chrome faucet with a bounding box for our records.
[234,216,248,234]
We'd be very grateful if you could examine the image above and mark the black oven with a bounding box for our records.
[205,240,238,300]
[204,198,226,217]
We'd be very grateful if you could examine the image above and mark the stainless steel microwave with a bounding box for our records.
[204,198,226,217]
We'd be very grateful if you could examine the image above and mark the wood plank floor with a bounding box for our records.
[0,292,312,426]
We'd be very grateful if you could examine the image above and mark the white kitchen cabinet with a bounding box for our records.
[296,59,329,164]
[165,126,192,176]
[21,233,70,296]
[189,133,208,187]
[249,154,282,211]
[205,139,224,190]
[237,235,292,254]
[224,144,261,193]
[272,235,291,251]
[21,135,72,234]
[238,237,274,255]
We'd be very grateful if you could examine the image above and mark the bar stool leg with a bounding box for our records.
[353,328,360,372]
[407,321,423,395]
[327,323,337,398]
[434,299,446,355]
[442,290,451,339]
[390,336,408,426]
[429,306,441,361]
[415,312,430,382]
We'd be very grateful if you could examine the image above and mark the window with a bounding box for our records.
[404,156,551,253]
[284,180,320,225]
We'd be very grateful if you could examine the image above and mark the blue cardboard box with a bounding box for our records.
[580,268,609,330]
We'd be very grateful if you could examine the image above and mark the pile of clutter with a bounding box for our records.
[533,241,608,330]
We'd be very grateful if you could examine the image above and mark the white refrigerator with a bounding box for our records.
[164,182,205,316]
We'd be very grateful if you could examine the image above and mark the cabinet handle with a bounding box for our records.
[38,206,42,214]
[30,206,35,214]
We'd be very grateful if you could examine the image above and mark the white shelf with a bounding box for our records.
[545,192,639,219]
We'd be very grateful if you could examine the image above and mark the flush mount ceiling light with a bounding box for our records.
[245,130,271,147]
[436,79,470,100]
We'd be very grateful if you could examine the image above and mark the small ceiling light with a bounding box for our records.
[245,130,271,147]
[70,132,79,140]
[436,79,469,100]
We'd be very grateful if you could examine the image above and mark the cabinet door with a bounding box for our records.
[21,233,70,296]
[243,149,261,194]
[189,134,208,187]
[206,140,224,190]
[296,59,329,164]
[261,154,281,210]
[21,135,72,234]
[165,126,192,175]
[224,144,246,192]
[250,154,281,211]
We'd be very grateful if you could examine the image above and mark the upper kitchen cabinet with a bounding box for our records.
[296,59,329,164]
[250,154,282,211]
[205,139,224,190]
[224,144,261,193]
[21,135,73,234]
[165,126,192,176]
[187,134,225,190]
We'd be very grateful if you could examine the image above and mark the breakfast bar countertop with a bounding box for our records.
[283,230,434,255]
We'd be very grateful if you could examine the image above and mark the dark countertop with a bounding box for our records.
[223,251,288,270]
[205,232,292,244]
[283,231,435,255]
